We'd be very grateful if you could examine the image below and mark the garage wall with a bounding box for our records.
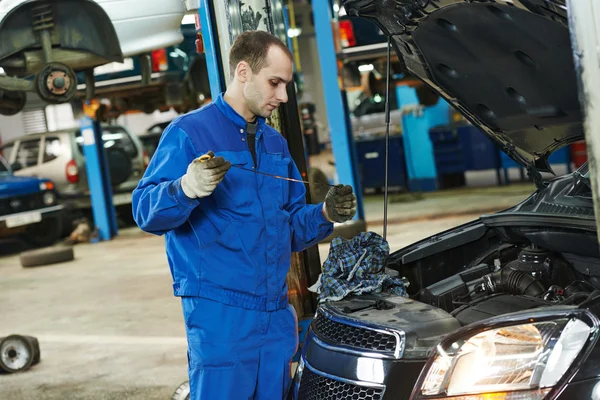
[0,114,26,144]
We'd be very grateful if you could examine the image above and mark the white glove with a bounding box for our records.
[181,151,231,199]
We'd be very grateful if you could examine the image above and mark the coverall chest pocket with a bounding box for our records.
[213,151,253,212]
[264,153,291,210]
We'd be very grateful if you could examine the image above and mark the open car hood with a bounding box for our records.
[342,0,583,175]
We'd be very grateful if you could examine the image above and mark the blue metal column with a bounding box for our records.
[198,0,224,99]
[78,112,117,241]
[312,0,364,220]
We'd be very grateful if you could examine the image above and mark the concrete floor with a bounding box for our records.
[0,184,534,399]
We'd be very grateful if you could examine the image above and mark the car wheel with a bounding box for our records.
[20,245,74,268]
[22,216,63,248]
[116,205,136,226]
[35,62,77,104]
[171,381,190,400]
[22,336,41,366]
[0,91,26,116]
[0,335,35,373]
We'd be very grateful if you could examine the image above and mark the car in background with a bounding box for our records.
[74,23,211,117]
[0,0,186,115]
[0,125,147,225]
[139,121,172,159]
[0,154,63,247]
[291,1,600,399]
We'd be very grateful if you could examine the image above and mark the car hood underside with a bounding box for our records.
[342,0,583,174]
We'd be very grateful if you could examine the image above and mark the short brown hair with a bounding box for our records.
[228,31,293,79]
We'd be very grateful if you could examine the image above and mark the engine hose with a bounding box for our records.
[484,268,546,296]
[578,289,600,308]
[560,292,591,305]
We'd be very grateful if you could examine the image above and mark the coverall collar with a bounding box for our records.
[215,93,266,132]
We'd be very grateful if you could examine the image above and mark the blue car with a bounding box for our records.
[0,155,64,248]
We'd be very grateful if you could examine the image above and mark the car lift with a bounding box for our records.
[75,101,118,241]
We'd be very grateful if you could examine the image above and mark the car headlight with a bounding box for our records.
[412,310,599,400]
[42,192,56,206]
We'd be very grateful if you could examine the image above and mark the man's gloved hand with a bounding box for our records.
[181,151,231,199]
[323,184,357,223]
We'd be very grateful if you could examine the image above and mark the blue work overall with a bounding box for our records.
[132,94,333,399]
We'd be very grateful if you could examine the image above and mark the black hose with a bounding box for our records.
[559,292,591,305]
[578,289,600,308]
[565,280,597,297]
[484,268,546,296]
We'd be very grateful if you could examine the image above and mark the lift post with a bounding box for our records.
[312,0,365,220]
[77,102,118,241]
[567,0,600,240]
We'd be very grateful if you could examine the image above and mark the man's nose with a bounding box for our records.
[276,84,288,103]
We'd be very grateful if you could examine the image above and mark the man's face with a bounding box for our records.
[243,46,293,119]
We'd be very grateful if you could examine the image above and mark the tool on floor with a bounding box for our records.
[196,152,337,188]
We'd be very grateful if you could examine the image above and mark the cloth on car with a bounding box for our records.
[309,231,408,302]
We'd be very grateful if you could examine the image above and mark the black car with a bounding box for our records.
[290,1,600,400]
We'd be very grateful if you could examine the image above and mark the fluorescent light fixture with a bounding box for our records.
[358,64,374,72]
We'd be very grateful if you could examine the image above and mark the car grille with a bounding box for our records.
[312,310,397,354]
[298,367,384,400]
[0,193,44,217]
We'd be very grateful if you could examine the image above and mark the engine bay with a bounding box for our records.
[326,233,600,359]
[321,171,600,360]
[418,244,600,326]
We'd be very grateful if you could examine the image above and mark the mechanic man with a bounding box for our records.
[132,30,357,399]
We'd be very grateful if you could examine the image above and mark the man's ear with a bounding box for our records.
[236,61,251,83]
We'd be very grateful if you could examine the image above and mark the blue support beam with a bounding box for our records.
[78,114,118,241]
[199,0,224,99]
[312,0,364,220]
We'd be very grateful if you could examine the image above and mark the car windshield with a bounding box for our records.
[75,126,138,158]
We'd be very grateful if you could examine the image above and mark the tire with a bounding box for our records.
[106,147,132,187]
[171,381,190,400]
[22,336,41,366]
[0,335,35,373]
[0,91,26,116]
[20,245,74,268]
[116,205,135,226]
[307,167,330,204]
[22,215,63,248]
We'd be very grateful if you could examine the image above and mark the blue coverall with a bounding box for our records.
[132,94,334,399]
